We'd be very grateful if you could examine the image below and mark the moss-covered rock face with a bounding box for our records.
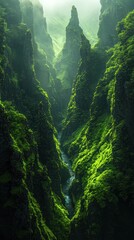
[55,6,84,110]
[98,0,134,49]
[20,0,63,126]
[0,0,21,26]
[0,0,70,239]
[61,0,134,144]
[0,0,134,239]
[0,102,55,240]
[0,102,71,240]
[32,0,55,62]
[66,10,134,240]
[61,34,106,142]
[20,0,54,62]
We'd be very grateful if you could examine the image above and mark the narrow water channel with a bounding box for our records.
[58,133,75,217]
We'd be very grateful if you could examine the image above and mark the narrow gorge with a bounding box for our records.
[61,147,75,217]
[0,0,134,240]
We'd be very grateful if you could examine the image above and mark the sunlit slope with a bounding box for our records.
[47,16,67,55]
[62,0,134,144]
[64,11,134,240]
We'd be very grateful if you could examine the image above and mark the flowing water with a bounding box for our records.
[58,133,75,217]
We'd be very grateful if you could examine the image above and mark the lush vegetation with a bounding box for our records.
[0,0,134,239]
[0,0,70,239]
[61,34,106,142]
[63,9,134,240]
[98,0,134,48]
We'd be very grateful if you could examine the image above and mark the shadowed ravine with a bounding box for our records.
[58,133,75,217]
[1,0,134,239]
[61,151,75,217]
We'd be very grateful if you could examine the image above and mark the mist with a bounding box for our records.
[39,0,101,54]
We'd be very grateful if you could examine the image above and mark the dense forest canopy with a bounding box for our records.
[0,0,134,239]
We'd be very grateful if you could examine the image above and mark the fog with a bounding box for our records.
[39,0,101,54]
[39,0,100,18]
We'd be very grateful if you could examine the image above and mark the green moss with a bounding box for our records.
[0,101,58,239]
[65,10,134,239]
[11,185,24,195]
[0,172,12,183]
[61,37,104,141]
[50,193,70,240]
[28,191,57,240]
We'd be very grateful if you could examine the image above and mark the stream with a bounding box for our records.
[58,133,75,217]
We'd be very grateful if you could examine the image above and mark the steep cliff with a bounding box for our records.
[0,102,57,240]
[20,0,63,126]
[98,0,134,49]
[20,0,54,62]
[67,10,134,240]
[0,0,134,239]
[0,0,70,239]
[55,6,83,109]
[62,0,134,145]
[32,0,55,62]
[0,0,21,26]
[61,34,105,141]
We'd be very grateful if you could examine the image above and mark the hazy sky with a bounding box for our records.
[39,0,101,54]
[39,0,100,21]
